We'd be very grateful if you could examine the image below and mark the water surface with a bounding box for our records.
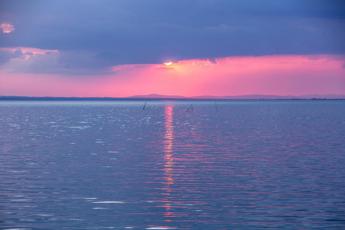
[1,100,345,229]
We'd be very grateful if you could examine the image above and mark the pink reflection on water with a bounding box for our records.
[163,105,174,221]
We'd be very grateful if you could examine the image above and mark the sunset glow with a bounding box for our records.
[0,1,344,98]
[164,61,173,67]
[1,54,344,97]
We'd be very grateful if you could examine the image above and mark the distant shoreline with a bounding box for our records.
[1,96,345,101]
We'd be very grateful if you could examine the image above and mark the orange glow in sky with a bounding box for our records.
[164,61,173,67]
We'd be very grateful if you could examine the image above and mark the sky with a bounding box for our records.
[0,0,345,97]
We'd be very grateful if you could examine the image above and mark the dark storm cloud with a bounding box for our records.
[0,0,345,74]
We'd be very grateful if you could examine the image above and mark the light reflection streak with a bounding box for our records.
[163,105,174,222]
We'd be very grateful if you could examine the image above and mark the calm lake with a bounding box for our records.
[1,100,345,229]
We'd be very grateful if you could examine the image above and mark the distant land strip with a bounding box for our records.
[1,95,345,101]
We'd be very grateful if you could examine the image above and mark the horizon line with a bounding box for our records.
[1,94,345,101]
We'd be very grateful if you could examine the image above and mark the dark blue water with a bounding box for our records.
[1,100,345,229]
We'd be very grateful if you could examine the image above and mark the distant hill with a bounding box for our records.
[130,94,185,99]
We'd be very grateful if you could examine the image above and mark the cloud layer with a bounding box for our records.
[1,0,345,75]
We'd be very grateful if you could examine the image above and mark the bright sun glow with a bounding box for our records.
[164,61,173,66]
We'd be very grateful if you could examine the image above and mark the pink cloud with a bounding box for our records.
[0,47,59,60]
[0,23,15,34]
[0,47,60,73]
[0,47,58,55]
[0,55,344,97]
